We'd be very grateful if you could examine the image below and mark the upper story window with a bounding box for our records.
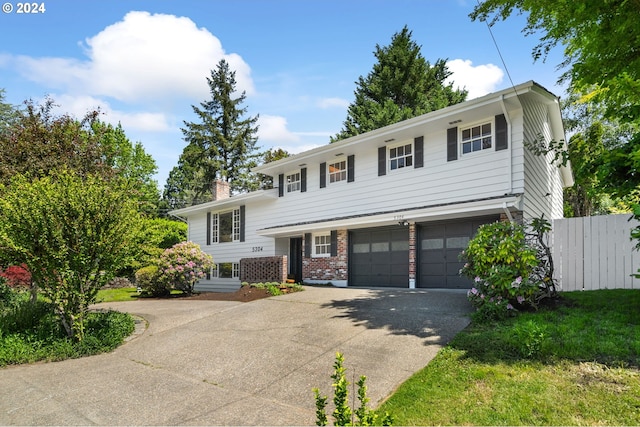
[212,208,240,243]
[314,233,331,257]
[329,160,347,183]
[287,172,301,192]
[389,143,413,170]
[461,122,492,154]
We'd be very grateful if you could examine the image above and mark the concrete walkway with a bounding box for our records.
[0,286,472,425]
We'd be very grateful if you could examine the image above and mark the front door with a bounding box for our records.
[289,237,303,283]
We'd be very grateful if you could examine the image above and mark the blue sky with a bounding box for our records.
[0,0,567,188]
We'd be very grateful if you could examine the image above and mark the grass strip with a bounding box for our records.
[378,289,640,426]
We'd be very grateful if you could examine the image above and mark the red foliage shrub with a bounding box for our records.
[0,264,31,288]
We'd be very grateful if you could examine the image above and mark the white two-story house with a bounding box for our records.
[170,81,573,292]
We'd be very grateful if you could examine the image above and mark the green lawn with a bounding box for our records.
[96,287,141,302]
[378,289,640,426]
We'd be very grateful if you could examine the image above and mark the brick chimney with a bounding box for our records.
[212,179,230,201]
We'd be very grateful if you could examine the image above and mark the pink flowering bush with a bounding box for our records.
[156,241,213,295]
[460,221,542,321]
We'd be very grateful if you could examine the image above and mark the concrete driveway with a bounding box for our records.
[0,286,472,426]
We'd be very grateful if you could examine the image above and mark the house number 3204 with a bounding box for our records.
[252,246,263,252]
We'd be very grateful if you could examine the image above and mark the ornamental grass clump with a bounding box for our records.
[460,220,552,321]
[156,241,213,295]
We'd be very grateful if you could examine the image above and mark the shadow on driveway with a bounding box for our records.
[320,288,474,344]
[0,286,473,426]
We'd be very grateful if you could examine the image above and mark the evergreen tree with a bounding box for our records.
[0,89,19,136]
[165,59,260,207]
[257,147,290,190]
[332,26,467,142]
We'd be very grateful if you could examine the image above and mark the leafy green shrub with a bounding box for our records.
[242,282,304,296]
[509,319,548,359]
[156,241,213,295]
[245,282,283,296]
[79,311,135,354]
[0,276,20,311]
[0,308,134,366]
[0,295,57,336]
[135,265,168,297]
[0,170,142,341]
[314,352,393,426]
[460,221,541,321]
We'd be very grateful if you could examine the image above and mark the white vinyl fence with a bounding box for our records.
[552,214,640,291]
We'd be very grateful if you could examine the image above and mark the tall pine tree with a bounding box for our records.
[164,59,260,208]
[332,26,467,142]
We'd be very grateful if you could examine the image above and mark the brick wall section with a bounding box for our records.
[240,256,288,283]
[303,230,348,281]
[409,223,416,281]
[500,210,524,223]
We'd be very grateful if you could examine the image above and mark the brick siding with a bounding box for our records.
[303,230,348,281]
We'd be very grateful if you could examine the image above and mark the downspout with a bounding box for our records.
[502,202,514,223]
[500,94,513,194]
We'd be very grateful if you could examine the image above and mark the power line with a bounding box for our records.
[477,0,519,96]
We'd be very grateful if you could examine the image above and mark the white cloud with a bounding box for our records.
[317,97,350,109]
[445,59,504,99]
[52,94,172,133]
[13,11,254,104]
[257,115,300,143]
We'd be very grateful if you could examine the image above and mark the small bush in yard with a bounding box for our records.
[313,352,393,426]
[242,281,303,296]
[0,264,31,288]
[0,276,20,310]
[460,221,543,321]
[135,265,168,297]
[156,241,213,295]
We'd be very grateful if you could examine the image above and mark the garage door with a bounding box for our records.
[418,216,498,289]
[349,226,409,287]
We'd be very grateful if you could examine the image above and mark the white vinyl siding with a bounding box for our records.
[520,96,565,220]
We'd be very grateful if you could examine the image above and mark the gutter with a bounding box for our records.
[168,213,187,223]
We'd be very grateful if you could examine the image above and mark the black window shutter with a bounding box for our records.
[206,268,210,280]
[330,230,338,257]
[304,233,312,258]
[378,146,386,176]
[320,162,326,188]
[206,212,211,245]
[414,136,424,168]
[278,174,284,197]
[301,167,307,192]
[495,114,508,151]
[447,127,458,161]
[239,205,245,242]
[347,155,355,182]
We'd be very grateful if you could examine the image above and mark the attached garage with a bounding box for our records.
[418,216,499,289]
[349,226,409,287]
